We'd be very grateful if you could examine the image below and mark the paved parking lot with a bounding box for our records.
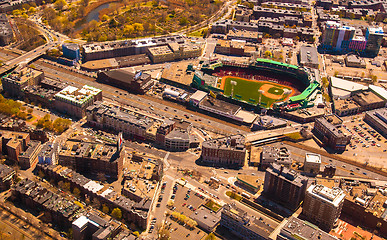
[171,183,207,217]
[340,116,387,170]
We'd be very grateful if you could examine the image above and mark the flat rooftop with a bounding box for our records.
[305,153,321,163]
[148,45,173,56]
[222,204,278,238]
[55,85,101,105]
[237,175,261,189]
[280,216,338,240]
[202,135,245,151]
[200,96,241,115]
[307,184,346,207]
[352,91,384,106]
[234,110,257,124]
[300,45,319,66]
[0,163,14,179]
[330,77,368,93]
[161,60,198,86]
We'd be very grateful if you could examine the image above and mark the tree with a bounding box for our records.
[123,24,134,36]
[53,118,71,133]
[58,181,65,190]
[12,9,22,16]
[102,204,109,214]
[158,225,170,240]
[92,198,101,208]
[80,0,89,7]
[101,14,109,22]
[179,17,189,26]
[64,182,71,191]
[186,219,197,229]
[43,120,53,131]
[73,187,81,198]
[180,214,187,223]
[111,208,122,219]
[133,23,144,35]
[16,111,28,120]
[171,211,181,221]
[264,51,272,58]
[54,0,67,10]
[371,75,378,83]
[205,233,216,240]
[322,77,329,88]
[38,170,45,179]
[167,200,174,207]
[28,7,36,14]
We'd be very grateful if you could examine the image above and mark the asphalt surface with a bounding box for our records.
[30,60,245,136]
[270,142,387,181]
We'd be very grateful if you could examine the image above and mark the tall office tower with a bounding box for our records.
[303,184,346,231]
[365,27,384,57]
[263,163,309,209]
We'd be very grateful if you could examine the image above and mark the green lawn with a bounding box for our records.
[204,200,222,212]
[222,77,291,107]
[226,191,242,201]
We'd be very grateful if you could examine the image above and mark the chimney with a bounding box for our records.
[279,164,284,175]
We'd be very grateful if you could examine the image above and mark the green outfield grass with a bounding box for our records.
[222,77,291,107]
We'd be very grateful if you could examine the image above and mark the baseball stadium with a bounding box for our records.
[191,58,320,111]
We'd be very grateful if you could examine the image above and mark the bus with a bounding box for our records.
[241,192,251,199]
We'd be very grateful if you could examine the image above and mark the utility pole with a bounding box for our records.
[231,80,237,98]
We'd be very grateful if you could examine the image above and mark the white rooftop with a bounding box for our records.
[83,181,104,193]
[55,85,101,105]
[234,109,258,124]
[331,87,351,99]
[330,77,368,92]
[368,27,384,35]
[369,85,387,100]
[308,185,346,207]
[100,189,113,197]
[190,90,208,102]
[72,215,88,229]
[305,153,321,163]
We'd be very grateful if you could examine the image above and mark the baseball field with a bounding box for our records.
[221,76,296,107]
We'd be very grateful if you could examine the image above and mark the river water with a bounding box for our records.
[75,3,111,31]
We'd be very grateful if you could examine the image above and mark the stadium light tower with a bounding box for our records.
[231,80,237,98]
[258,90,264,106]
[284,89,292,99]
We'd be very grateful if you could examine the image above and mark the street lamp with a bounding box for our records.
[230,80,237,98]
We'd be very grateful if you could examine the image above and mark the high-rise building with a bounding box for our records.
[221,204,275,240]
[302,184,346,231]
[263,163,309,209]
[321,21,355,52]
[365,27,384,57]
[54,85,102,118]
[314,115,351,151]
[322,23,384,56]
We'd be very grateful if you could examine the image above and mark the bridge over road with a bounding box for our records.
[244,126,301,146]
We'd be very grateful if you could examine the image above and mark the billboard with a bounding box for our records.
[117,132,124,152]
[135,71,142,80]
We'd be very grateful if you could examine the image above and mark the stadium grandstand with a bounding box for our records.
[191,58,320,111]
